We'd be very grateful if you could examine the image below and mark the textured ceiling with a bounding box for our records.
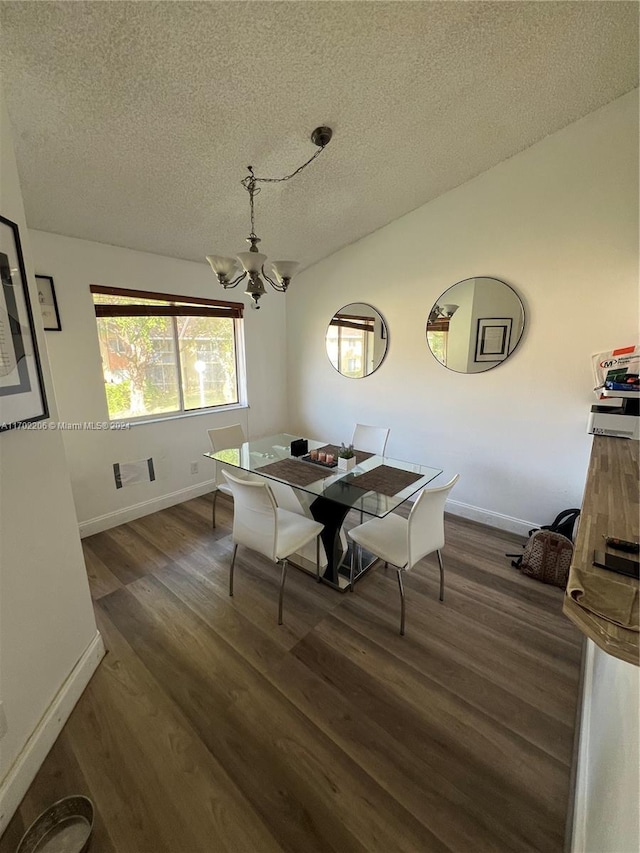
[1,2,638,272]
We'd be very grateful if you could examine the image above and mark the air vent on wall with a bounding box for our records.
[113,458,155,489]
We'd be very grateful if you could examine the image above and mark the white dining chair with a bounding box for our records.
[351,423,391,521]
[207,423,248,528]
[222,471,324,624]
[351,423,390,456]
[347,474,460,635]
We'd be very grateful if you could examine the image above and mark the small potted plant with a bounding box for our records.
[337,442,356,471]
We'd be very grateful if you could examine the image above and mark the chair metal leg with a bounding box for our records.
[212,489,219,528]
[349,543,363,592]
[229,544,238,596]
[436,549,445,602]
[397,568,406,636]
[278,559,288,625]
[316,535,321,583]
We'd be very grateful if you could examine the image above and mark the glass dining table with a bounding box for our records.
[204,433,442,591]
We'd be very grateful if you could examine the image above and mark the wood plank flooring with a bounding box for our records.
[2,495,583,852]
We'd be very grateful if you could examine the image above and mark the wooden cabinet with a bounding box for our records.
[563,436,639,665]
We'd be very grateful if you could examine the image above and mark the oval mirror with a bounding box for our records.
[326,302,388,378]
[426,277,525,373]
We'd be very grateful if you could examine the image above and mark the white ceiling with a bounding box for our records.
[1,2,638,272]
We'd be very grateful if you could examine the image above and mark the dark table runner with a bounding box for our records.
[348,465,423,497]
[256,458,333,488]
[316,444,374,465]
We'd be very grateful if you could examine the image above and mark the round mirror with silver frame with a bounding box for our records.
[326,302,388,378]
[426,277,525,373]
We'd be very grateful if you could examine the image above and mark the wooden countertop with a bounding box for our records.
[563,436,639,666]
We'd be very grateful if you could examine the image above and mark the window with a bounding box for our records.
[426,318,450,366]
[326,313,375,378]
[91,285,245,421]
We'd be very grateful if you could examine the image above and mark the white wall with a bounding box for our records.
[287,90,639,534]
[466,278,523,373]
[0,92,101,831]
[572,641,639,853]
[28,231,289,535]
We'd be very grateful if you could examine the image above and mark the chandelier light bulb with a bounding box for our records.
[206,255,239,282]
[271,261,300,287]
[237,252,267,274]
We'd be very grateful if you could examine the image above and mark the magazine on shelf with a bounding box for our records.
[592,345,639,399]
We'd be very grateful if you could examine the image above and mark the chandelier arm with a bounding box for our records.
[261,266,287,292]
[220,271,247,289]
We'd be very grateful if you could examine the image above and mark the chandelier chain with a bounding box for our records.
[240,144,328,239]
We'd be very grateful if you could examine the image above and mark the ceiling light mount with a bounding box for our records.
[311,126,333,148]
[207,126,333,310]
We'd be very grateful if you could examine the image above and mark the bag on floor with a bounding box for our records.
[507,508,580,589]
[541,508,581,542]
[517,529,574,588]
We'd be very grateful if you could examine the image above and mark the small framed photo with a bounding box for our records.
[36,274,62,331]
[474,317,513,362]
[0,214,49,431]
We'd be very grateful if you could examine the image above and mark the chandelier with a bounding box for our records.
[428,303,459,325]
[206,126,333,310]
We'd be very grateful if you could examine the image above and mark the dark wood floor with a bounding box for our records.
[2,495,583,852]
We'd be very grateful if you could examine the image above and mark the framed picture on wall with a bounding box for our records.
[0,214,49,432]
[474,317,512,362]
[35,274,62,331]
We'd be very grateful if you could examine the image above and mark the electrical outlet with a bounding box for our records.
[190,461,198,475]
[0,701,8,740]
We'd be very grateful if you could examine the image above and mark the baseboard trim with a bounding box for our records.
[79,480,217,537]
[79,484,535,540]
[445,498,538,537]
[0,631,105,835]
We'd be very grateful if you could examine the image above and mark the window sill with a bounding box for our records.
[113,403,249,428]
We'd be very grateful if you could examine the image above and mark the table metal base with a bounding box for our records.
[288,543,380,592]
[324,543,380,592]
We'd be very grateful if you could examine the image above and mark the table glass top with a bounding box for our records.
[204,433,443,518]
